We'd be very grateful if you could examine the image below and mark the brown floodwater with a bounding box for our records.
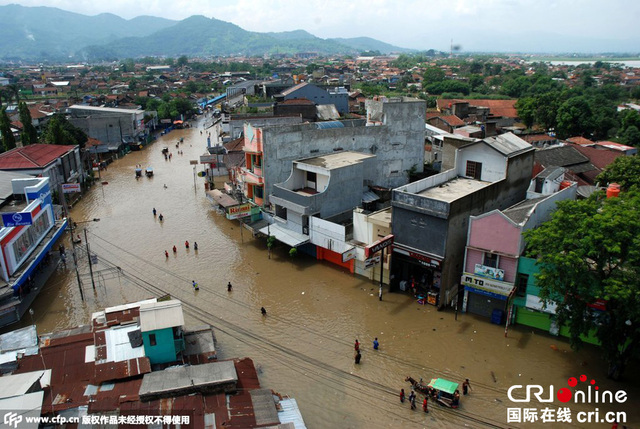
[10,123,639,428]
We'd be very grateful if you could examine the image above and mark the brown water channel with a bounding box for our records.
[14,123,640,428]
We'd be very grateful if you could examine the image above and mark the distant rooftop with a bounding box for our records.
[69,105,144,115]
[296,151,375,170]
[417,177,490,202]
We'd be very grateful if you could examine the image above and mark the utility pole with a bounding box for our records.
[84,228,96,290]
[59,183,84,301]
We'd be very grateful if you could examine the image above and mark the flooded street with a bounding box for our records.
[13,123,639,428]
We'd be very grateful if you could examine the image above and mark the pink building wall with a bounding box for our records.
[468,212,521,256]
[464,248,518,283]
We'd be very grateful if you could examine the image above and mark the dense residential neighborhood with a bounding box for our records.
[0,3,639,428]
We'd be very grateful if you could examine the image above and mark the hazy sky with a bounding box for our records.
[2,0,639,53]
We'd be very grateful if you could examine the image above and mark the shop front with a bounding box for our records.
[461,273,514,322]
[391,245,442,306]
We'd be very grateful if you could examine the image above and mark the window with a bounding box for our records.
[276,205,288,220]
[306,171,317,183]
[483,252,498,268]
[516,274,529,297]
[466,161,482,180]
[149,333,157,346]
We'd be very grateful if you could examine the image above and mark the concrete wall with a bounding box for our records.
[70,115,137,144]
[259,99,426,206]
[229,116,302,140]
[456,145,507,182]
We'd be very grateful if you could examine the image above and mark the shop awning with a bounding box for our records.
[206,189,239,208]
[428,378,458,395]
[259,223,310,247]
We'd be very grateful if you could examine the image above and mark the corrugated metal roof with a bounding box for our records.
[103,325,145,363]
[315,120,344,130]
[483,133,533,157]
[362,190,380,203]
[278,398,307,429]
[250,389,280,426]
[0,370,50,398]
[0,325,38,354]
[139,300,184,332]
[0,390,44,427]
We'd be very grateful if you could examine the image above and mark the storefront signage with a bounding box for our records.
[525,294,558,314]
[62,183,81,193]
[342,247,357,263]
[365,234,394,258]
[474,264,505,281]
[461,273,513,297]
[227,203,252,220]
[394,247,442,269]
[2,212,33,227]
[364,254,381,269]
[200,154,217,163]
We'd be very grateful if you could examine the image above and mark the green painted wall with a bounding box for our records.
[142,327,177,365]
[513,257,599,345]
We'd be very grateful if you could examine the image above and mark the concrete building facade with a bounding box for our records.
[241,97,427,210]
[390,133,535,308]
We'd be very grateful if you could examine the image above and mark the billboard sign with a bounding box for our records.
[2,212,33,227]
[227,203,252,220]
[62,183,81,194]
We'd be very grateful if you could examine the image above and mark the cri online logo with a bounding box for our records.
[508,374,627,404]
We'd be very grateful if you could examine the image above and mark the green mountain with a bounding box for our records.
[0,5,411,61]
[330,37,413,54]
[92,16,358,58]
[0,4,175,61]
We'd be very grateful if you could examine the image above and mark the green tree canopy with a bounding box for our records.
[523,191,640,379]
[41,114,88,148]
[596,155,640,191]
[18,102,38,145]
[0,107,16,152]
[556,96,594,138]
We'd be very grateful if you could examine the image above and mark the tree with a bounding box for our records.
[0,107,16,152]
[423,67,445,85]
[621,125,640,146]
[18,102,38,145]
[596,155,640,191]
[177,55,189,67]
[41,114,88,148]
[556,96,593,138]
[524,191,640,379]
[516,97,536,129]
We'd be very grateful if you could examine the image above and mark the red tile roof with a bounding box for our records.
[0,144,76,169]
[566,136,595,146]
[280,97,314,105]
[568,143,624,170]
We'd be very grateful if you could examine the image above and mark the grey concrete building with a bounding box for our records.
[240,97,427,210]
[265,151,376,246]
[68,105,156,146]
[274,82,349,114]
[390,133,534,309]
